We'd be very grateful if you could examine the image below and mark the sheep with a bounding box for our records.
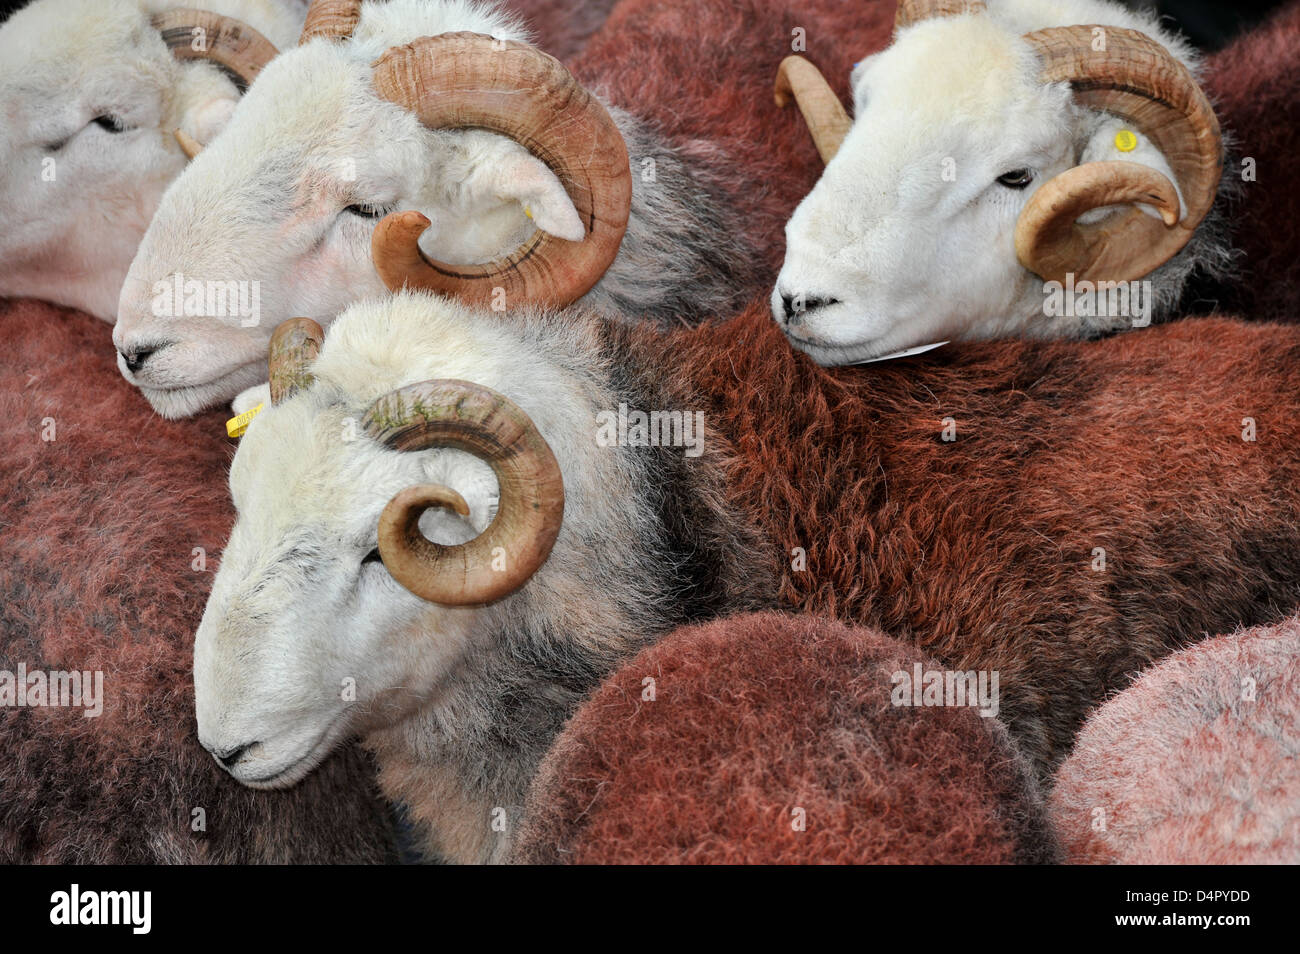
[0,296,399,863]
[0,0,308,321]
[113,0,762,419]
[193,286,1300,862]
[514,612,1058,864]
[770,0,1236,364]
[1048,617,1300,864]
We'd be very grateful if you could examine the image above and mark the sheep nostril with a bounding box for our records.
[781,294,840,326]
[120,348,156,374]
[214,742,255,769]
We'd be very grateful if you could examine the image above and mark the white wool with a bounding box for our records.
[0,0,306,319]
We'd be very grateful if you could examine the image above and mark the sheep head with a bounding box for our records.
[115,0,631,419]
[772,0,1222,364]
[0,0,286,320]
[193,296,570,790]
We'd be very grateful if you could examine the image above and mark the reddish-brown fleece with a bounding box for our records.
[515,612,1057,864]
[510,0,619,61]
[1049,617,1300,864]
[1198,1,1300,323]
[0,299,398,863]
[629,304,1300,774]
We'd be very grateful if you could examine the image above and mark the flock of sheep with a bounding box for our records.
[1,0,1298,863]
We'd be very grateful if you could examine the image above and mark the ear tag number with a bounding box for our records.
[226,403,265,439]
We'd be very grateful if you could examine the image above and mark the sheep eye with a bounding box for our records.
[996,168,1034,189]
[344,203,389,219]
[92,114,131,133]
[361,547,383,567]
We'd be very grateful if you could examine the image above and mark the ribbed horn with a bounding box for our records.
[774,56,852,164]
[368,32,631,310]
[268,318,323,405]
[299,0,365,44]
[362,380,564,606]
[895,0,986,31]
[152,10,279,93]
[1014,25,1223,284]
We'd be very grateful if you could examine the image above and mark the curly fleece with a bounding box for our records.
[1195,1,1300,323]
[515,612,1058,864]
[1048,618,1300,864]
[0,299,398,863]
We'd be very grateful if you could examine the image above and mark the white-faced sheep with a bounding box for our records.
[193,287,1300,862]
[771,0,1233,364]
[0,0,307,320]
[113,0,759,419]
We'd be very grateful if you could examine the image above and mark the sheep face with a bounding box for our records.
[0,0,291,321]
[116,2,585,419]
[194,395,499,788]
[773,15,1168,363]
[192,292,606,790]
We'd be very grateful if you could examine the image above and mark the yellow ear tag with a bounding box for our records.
[524,205,534,220]
[226,403,265,439]
[1115,129,1138,153]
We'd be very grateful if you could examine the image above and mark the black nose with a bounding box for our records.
[780,293,839,325]
[120,348,156,374]
[214,742,254,769]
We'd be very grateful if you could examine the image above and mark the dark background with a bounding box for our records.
[0,0,1293,50]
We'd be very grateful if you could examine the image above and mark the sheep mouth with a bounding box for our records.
[786,333,892,367]
[231,717,351,791]
[137,361,267,418]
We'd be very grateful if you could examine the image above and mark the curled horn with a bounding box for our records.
[153,9,279,160]
[368,32,632,309]
[1014,25,1223,284]
[774,56,852,164]
[362,380,564,606]
[268,318,324,405]
[152,10,279,92]
[299,0,365,44]
[895,0,986,31]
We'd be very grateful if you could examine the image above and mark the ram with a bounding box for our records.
[771,0,1234,364]
[113,0,759,418]
[0,0,307,321]
[192,280,1300,862]
[0,297,399,863]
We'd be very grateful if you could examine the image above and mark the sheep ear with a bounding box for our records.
[177,95,239,155]
[479,151,586,243]
[1077,117,1186,224]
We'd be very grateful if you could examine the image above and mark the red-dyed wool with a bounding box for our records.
[509,0,620,61]
[516,612,1057,864]
[639,304,1300,774]
[1200,1,1300,322]
[0,299,398,862]
[1049,617,1300,864]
